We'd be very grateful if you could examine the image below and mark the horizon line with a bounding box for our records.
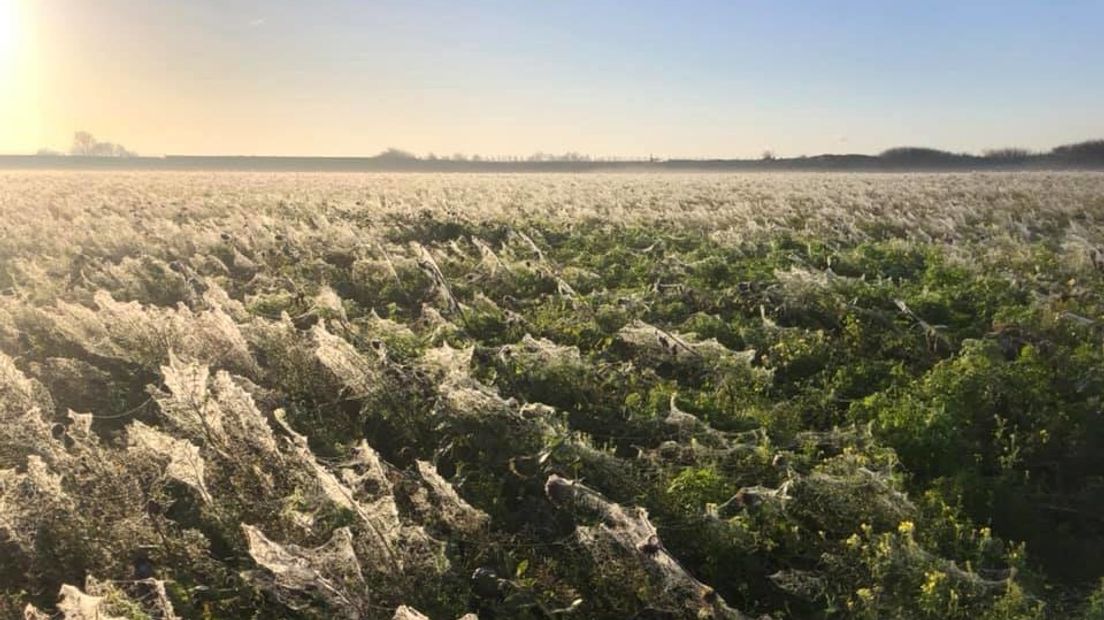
[7,137,1104,163]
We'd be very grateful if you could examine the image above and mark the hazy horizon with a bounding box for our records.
[2,0,1103,158]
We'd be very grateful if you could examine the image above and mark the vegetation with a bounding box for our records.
[2,171,1104,618]
[14,138,1104,172]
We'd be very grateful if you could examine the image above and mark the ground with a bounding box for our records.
[2,171,1104,618]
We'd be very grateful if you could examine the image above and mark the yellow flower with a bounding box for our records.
[897,520,915,536]
[921,570,947,597]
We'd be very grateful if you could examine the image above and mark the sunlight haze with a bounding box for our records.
[2,0,1103,157]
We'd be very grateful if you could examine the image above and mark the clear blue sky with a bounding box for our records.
[3,0,1103,157]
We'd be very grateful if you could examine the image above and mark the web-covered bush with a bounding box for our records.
[2,171,1104,618]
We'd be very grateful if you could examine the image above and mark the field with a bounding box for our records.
[3,171,1104,619]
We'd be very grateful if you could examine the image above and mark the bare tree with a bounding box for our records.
[69,132,134,157]
[70,131,98,156]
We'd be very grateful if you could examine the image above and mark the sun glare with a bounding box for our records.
[0,0,21,68]
[0,0,35,153]
[0,0,15,39]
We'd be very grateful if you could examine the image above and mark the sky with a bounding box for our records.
[1,0,1102,158]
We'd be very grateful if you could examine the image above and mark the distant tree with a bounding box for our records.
[1051,140,1104,165]
[761,150,776,161]
[879,147,959,159]
[70,131,97,156]
[451,153,468,161]
[69,131,134,157]
[375,148,417,160]
[106,143,131,157]
[878,147,967,167]
[983,148,1032,161]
